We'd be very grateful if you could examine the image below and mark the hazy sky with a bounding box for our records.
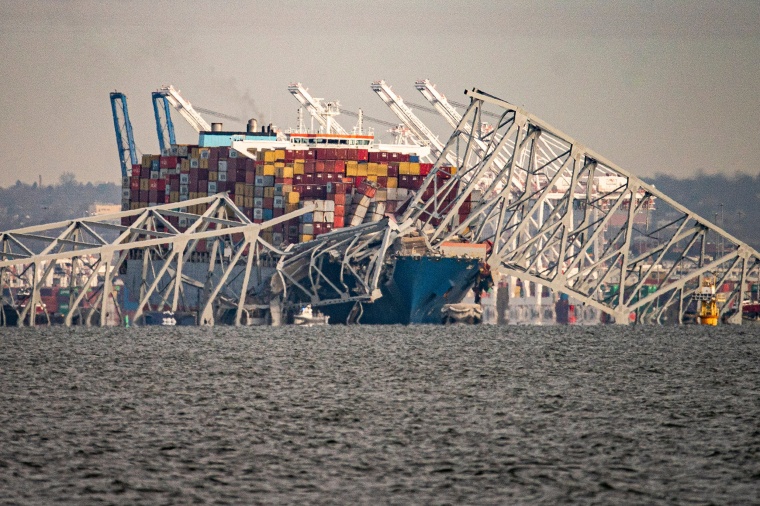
[0,0,758,187]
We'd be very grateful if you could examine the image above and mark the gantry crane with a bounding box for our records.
[109,91,138,178]
[154,85,212,133]
[151,91,176,153]
[370,80,458,166]
[288,83,347,135]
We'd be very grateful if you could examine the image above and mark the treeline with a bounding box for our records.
[0,173,120,231]
[645,172,760,251]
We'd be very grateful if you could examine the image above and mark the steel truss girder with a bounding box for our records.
[0,194,321,327]
[406,87,760,324]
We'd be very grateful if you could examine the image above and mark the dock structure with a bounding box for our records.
[2,86,760,326]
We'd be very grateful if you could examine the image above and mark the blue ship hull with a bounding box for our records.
[321,255,481,324]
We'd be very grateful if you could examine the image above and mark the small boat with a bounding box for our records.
[293,305,329,326]
[441,303,483,324]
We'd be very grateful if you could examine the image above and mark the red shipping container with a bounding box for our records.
[333,193,346,206]
[148,189,158,203]
[130,189,139,202]
[314,173,325,184]
[149,179,158,190]
[314,222,325,235]
[354,176,365,188]
[160,156,177,169]
[141,166,151,178]
[420,163,433,176]
[165,195,171,204]
[324,160,335,172]
[388,164,399,177]
[245,170,255,184]
[368,152,379,163]
[377,176,387,188]
[334,159,345,173]
[156,179,166,191]
[315,161,325,173]
[324,223,333,233]
[263,197,274,208]
[198,180,208,193]
[132,165,142,178]
[294,174,304,184]
[357,149,369,161]
[217,181,227,192]
[334,203,345,216]
[335,148,347,160]
[305,160,316,173]
[130,178,140,190]
[285,150,296,162]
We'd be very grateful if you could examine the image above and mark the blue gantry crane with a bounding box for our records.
[109,91,138,178]
[151,91,176,154]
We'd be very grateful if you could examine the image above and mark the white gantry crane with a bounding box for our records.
[370,80,458,166]
[288,83,347,135]
[156,85,212,133]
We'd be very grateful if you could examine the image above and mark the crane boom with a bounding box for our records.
[151,92,176,153]
[109,92,138,178]
[370,80,457,165]
[287,83,347,135]
[156,85,212,132]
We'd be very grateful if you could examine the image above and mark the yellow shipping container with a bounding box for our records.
[244,196,254,208]
[142,154,153,168]
[409,162,420,176]
[358,163,368,176]
[235,183,246,195]
[387,177,398,188]
[200,158,209,169]
[274,161,285,168]
[286,191,300,204]
[263,165,276,176]
[235,195,245,206]
[245,185,254,197]
[263,150,276,163]
[209,171,218,182]
[293,161,305,175]
[274,149,285,161]
[130,202,141,210]
[295,158,305,164]
[255,165,264,176]
[170,191,179,202]
[264,187,275,198]
[286,203,299,213]
[300,234,314,243]
[377,163,388,177]
[191,147,200,158]
[399,162,411,175]
[181,159,190,172]
[140,179,150,191]
[346,165,358,176]
[368,163,378,176]
[366,175,378,183]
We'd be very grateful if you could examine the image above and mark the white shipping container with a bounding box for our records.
[218,160,228,172]
[208,182,217,193]
[314,211,324,222]
[301,223,314,235]
[324,211,334,223]
[324,200,335,212]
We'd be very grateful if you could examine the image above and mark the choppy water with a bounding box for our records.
[1,325,758,504]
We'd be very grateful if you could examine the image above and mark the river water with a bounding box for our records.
[1,325,758,504]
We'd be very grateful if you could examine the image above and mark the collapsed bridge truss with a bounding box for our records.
[404,88,760,323]
[0,194,406,327]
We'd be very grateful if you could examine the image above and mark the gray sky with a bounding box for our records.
[0,0,758,187]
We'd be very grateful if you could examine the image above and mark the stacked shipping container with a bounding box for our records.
[122,144,468,249]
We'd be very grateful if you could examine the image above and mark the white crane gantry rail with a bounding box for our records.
[288,83,347,135]
[156,85,212,133]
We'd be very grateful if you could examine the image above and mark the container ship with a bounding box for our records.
[120,121,484,324]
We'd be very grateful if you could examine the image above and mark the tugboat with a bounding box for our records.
[293,305,329,326]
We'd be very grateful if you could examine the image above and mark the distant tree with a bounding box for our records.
[59,172,77,186]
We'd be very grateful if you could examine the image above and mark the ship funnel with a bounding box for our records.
[211,123,223,132]
[247,118,258,133]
